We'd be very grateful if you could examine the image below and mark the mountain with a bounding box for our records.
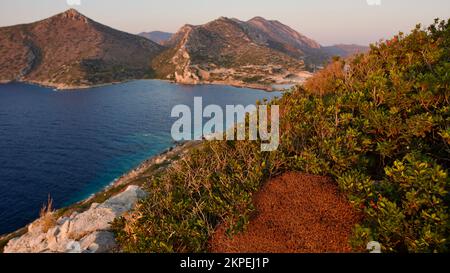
[0,9,164,89]
[245,16,321,57]
[0,10,368,90]
[152,16,320,89]
[139,31,173,45]
[244,16,331,70]
[239,17,368,67]
[322,44,369,58]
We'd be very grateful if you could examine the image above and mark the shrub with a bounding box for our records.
[114,19,450,253]
[39,195,56,233]
[114,140,269,252]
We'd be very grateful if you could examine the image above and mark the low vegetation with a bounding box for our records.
[39,195,56,233]
[114,19,449,253]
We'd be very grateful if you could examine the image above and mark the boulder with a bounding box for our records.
[80,231,117,253]
[4,233,48,253]
[67,207,117,239]
[66,241,82,253]
[101,185,147,214]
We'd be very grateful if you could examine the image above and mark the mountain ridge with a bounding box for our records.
[151,16,318,89]
[138,31,173,45]
[0,9,164,89]
[148,16,368,88]
[0,10,368,90]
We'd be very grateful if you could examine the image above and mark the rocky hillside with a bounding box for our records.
[245,16,321,58]
[0,9,164,89]
[235,17,368,69]
[152,17,319,88]
[139,31,173,45]
[150,16,368,88]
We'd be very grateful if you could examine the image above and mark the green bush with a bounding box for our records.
[113,140,270,252]
[114,19,450,253]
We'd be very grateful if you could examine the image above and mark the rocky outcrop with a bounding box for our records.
[4,185,146,253]
[62,8,89,23]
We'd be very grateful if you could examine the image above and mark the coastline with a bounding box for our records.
[0,140,202,251]
[22,79,138,91]
[0,78,290,92]
[180,80,276,92]
[0,77,284,250]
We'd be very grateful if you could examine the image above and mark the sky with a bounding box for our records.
[0,0,449,46]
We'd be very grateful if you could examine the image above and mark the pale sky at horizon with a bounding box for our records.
[0,0,449,46]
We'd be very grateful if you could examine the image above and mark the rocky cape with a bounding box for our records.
[152,16,313,88]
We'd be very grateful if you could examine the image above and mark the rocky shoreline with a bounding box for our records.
[0,78,289,92]
[22,79,137,91]
[0,141,201,253]
[192,80,276,91]
[4,185,147,253]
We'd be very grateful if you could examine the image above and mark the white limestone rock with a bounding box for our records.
[80,231,117,253]
[4,185,147,253]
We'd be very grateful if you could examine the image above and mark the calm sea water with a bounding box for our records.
[0,80,280,235]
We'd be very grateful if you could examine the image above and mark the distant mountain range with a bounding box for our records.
[139,19,368,62]
[0,9,368,90]
[138,31,173,45]
[322,44,370,58]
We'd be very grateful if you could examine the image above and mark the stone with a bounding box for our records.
[67,207,117,239]
[65,186,146,239]
[56,216,70,226]
[367,241,382,253]
[46,226,60,242]
[5,232,48,253]
[66,240,82,253]
[29,233,47,249]
[80,231,117,253]
[100,185,147,214]
[58,218,71,240]
[27,220,43,234]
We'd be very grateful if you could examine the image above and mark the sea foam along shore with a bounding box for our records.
[0,141,201,252]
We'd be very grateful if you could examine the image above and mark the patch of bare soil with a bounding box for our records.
[209,172,361,253]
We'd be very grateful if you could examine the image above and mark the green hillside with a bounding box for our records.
[113,19,449,253]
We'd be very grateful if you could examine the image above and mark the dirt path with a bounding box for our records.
[209,172,361,253]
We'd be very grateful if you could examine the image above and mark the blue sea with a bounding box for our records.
[0,80,280,235]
